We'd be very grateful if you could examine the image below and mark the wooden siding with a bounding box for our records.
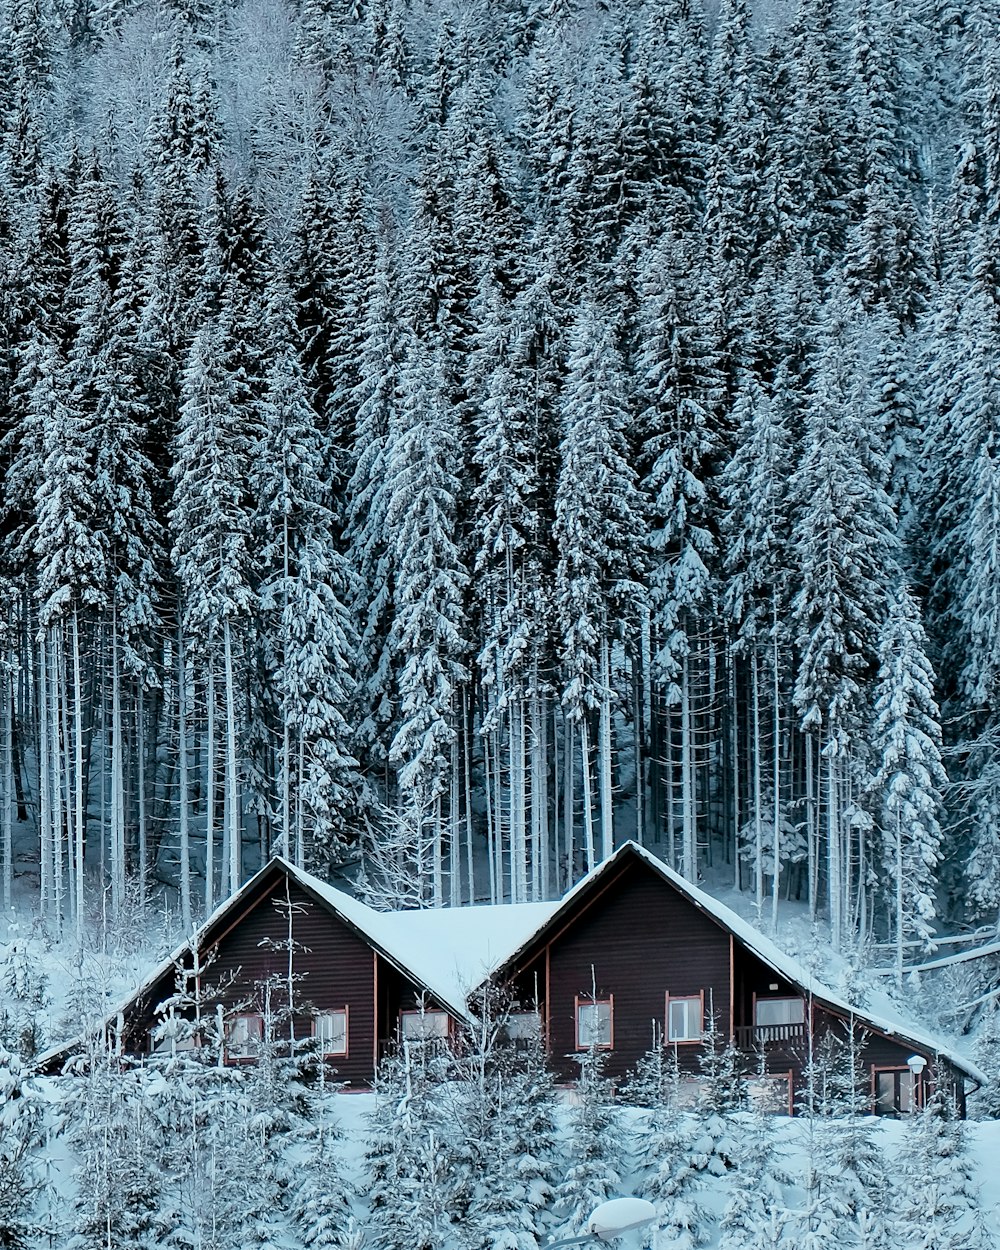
[134,876,378,1086]
[543,857,732,1081]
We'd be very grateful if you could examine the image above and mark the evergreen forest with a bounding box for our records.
[0,0,995,966]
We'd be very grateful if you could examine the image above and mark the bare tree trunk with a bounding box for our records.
[110,612,125,920]
[771,625,781,933]
[206,659,215,913]
[137,684,147,907]
[177,622,192,932]
[39,633,50,918]
[598,634,613,862]
[563,715,574,889]
[2,668,11,911]
[223,619,240,895]
[681,652,696,881]
[51,630,64,937]
[752,648,763,917]
[463,687,474,904]
[580,715,595,873]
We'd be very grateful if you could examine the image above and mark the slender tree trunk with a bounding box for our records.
[771,625,781,934]
[895,810,904,990]
[580,715,595,873]
[296,735,305,868]
[484,728,496,905]
[805,732,817,919]
[223,619,240,895]
[137,684,147,907]
[598,634,613,862]
[681,652,696,881]
[450,732,460,906]
[110,612,125,920]
[752,648,763,917]
[827,744,841,949]
[530,676,546,900]
[177,622,192,932]
[563,715,574,888]
[206,659,215,913]
[39,632,50,919]
[463,687,474,904]
[2,669,11,911]
[50,630,64,936]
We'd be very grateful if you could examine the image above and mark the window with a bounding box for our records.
[666,993,703,1043]
[575,998,613,1050]
[314,1009,348,1057]
[225,1012,263,1061]
[748,1073,793,1115]
[505,1011,542,1041]
[400,1009,451,1041]
[874,1068,915,1116]
[754,997,805,1037]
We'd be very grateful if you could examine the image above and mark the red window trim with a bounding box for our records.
[574,994,614,1051]
[314,1006,350,1058]
[398,1007,452,1040]
[752,993,806,1025]
[871,1063,926,1114]
[224,1011,264,1065]
[665,989,705,1045]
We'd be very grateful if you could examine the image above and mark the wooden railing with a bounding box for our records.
[734,1022,807,1050]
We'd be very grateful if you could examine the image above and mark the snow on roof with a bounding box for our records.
[280,860,560,1018]
[497,840,986,1086]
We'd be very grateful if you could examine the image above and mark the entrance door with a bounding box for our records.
[874,1068,914,1115]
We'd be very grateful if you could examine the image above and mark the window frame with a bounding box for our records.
[871,1065,919,1116]
[399,1008,452,1042]
[314,1007,349,1058]
[574,995,614,1051]
[665,990,705,1045]
[505,1010,543,1041]
[224,1011,264,1064]
[753,995,806,1029]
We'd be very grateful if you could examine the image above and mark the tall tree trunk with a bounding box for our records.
[598,634,613,862]
[206,659,215,913]
[771,625,781,933]
[177,622,192,932]
[137,684,147,907]
[752,648,763,917]
[2,669,11,911]
[223,619,240,895]
[110,612,125,920]
[681,652,696,881]
[580,715,595,873]
[51,630,64,937]
[39,632,50,919]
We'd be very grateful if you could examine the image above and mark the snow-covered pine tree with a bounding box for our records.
[790,291,900,946]
[554,302,646,873]
[384,335,469,907]
[891,1093,990,1250]
[870,584,946,984]
[551,1043,624,1239]
[628,1036,708,1250]
[256,280,364,872]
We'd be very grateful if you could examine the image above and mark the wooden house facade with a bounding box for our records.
[39,844,982,1115]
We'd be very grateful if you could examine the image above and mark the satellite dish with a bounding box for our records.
[585,1198,658,1242]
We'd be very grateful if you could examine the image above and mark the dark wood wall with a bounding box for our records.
[542,858,732,1081]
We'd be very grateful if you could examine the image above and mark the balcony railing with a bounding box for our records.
[734,1022,807,1050]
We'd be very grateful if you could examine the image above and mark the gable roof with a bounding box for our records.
[35,856,557,1071]
[490,840,987,1086]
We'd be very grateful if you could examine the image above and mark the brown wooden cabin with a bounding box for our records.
[37,844,981,1115]
[37,859,477,1086]
[488,842,980,1116]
